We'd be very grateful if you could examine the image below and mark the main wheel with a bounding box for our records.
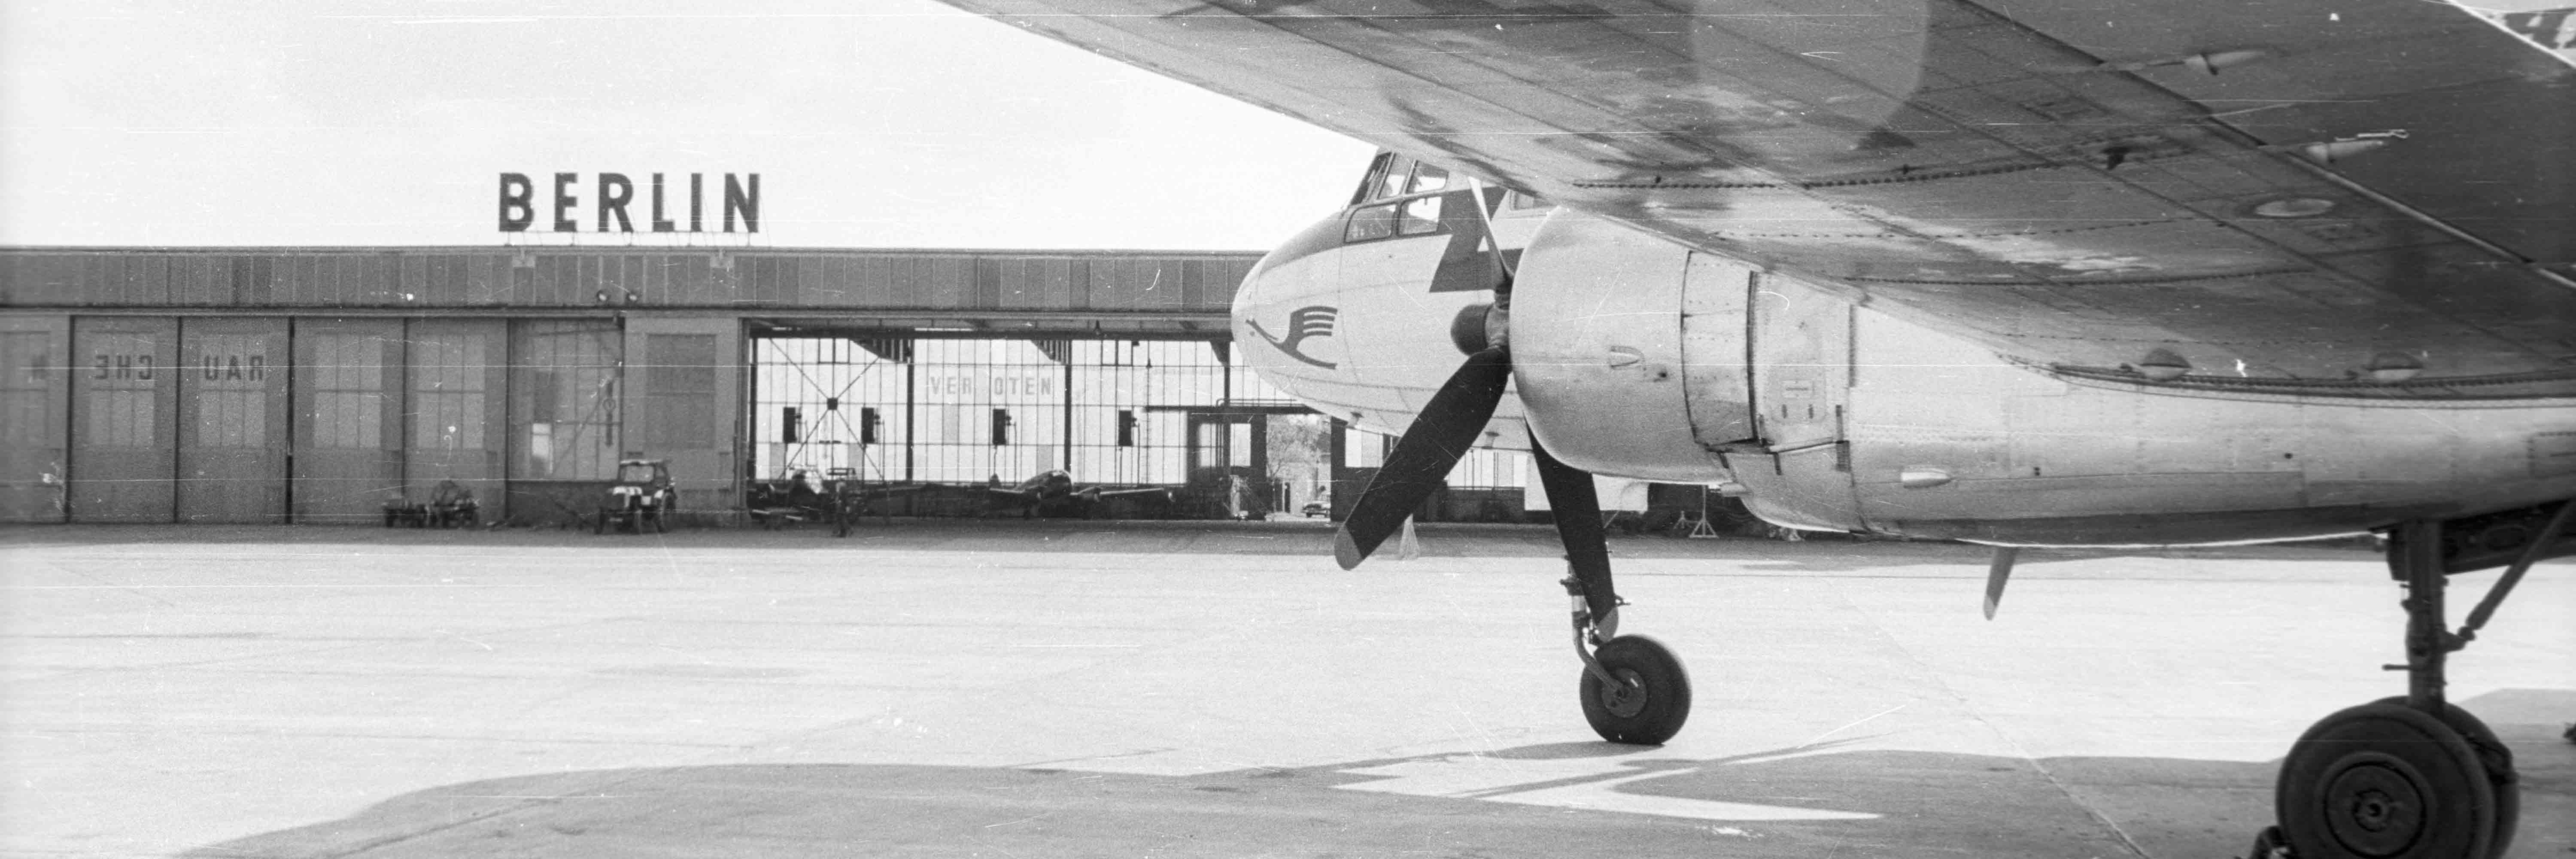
[2368,698,2519,859]
[1579,635,1691,745]
[2277,701,2494,859]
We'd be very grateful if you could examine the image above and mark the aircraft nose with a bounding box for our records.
[1233,211,1354,368]
[1236,212,1349,315]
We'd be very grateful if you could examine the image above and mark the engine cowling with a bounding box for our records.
[1510,212,1751,483]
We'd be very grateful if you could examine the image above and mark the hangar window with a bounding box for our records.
[412,331,489,453]
[304,332,386,450]
[753,336,1300,495]
[638,333,715,450]
[510,320,622,481]
[1344,429,1386,469]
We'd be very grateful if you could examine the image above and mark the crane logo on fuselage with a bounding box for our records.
[1246,305,1340,369]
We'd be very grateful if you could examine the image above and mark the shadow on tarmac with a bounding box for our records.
[182,694,2571,859]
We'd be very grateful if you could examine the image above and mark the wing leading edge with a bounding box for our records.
[943,0,2576,399]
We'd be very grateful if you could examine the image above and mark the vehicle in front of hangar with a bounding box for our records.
[596,459,674,534]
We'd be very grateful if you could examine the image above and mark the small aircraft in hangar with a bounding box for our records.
[936,1,2575,856]
[987,470,1175,519]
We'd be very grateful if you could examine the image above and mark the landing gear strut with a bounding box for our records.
[1534,440,1692,746]
[2258,501,2567,859]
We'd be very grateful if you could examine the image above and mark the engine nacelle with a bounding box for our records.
[1511,212,1746,484]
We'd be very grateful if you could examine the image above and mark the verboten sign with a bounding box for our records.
[499,172,760,234]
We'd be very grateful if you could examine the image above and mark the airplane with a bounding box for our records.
[987,470,1176,518]
[933,2,2574,856]
[748,468,938,535]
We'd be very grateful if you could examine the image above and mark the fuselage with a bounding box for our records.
[1234,157,2576,546]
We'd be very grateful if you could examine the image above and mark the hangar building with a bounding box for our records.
[0,245,1482,525]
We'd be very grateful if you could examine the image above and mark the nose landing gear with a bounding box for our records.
[1575,624,1692,746]
[1531,440,1695,746]
[2257,502,2564,859]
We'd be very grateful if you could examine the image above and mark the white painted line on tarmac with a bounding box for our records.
[1334,753,1879,822]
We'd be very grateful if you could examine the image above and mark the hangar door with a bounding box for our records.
[70,317,178,522]
[177,318,289,523]
[407,320,507,519]
[292,320,403,522]
[0,317,69,522]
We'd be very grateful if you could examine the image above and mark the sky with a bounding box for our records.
[0,1,1378,250]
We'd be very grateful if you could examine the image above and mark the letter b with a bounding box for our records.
[498,173,534,232]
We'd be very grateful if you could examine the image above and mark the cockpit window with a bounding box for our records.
[1506,190,1546,210]
[1345,204,1398,242]
[1405,164,1450,195]
[1397,195,1443,235]
[1350,152,1394,207]
[1372,155,1415,201]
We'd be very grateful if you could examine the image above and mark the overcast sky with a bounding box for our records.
[0,1,1377,250]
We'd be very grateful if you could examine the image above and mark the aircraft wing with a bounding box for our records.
[1083,486,1178,500]
[942,0,2576,398]
[849,483,936,497]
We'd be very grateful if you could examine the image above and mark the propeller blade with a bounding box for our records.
[1529,435,1618,621]
[1334,347,1512,569]
[1983,546,2019,620]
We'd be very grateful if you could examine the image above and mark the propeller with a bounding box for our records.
[1328,180,1622,621]
[1331,345,1510,569]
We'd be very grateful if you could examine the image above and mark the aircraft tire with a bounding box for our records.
[1579,635,1690,746]
[2368,697,2518,859]
[2276,701,2494,859]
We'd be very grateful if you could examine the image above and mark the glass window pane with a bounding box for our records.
[1406,163,1450,194]
[1398,195,1443,236]
[1344,429,1385,469]
[1345,204,1397,242]
[1352,151,1392,205]
[1373,156,1414,201]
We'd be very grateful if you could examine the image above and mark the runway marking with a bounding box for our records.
[1333,753,1879,822]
